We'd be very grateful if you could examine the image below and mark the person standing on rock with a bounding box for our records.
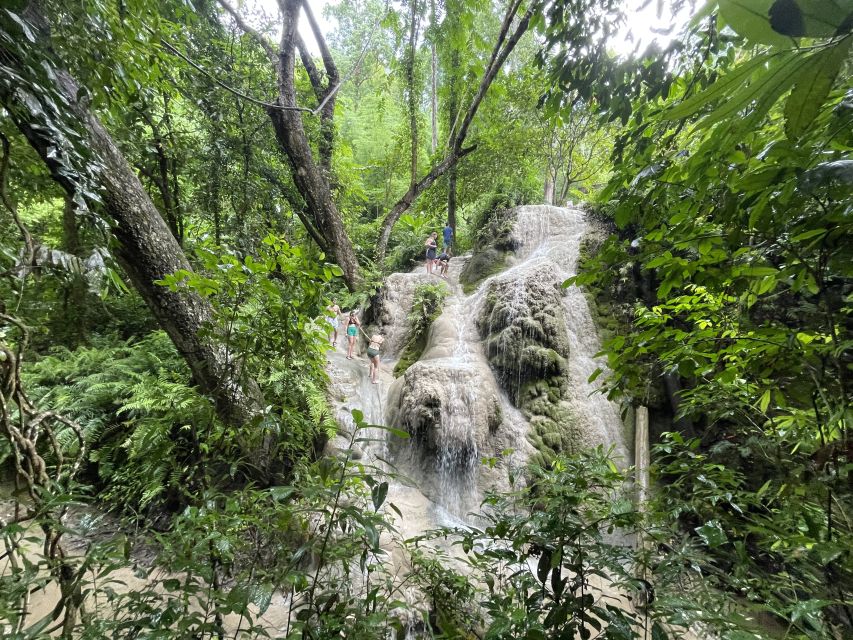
[326,299,341,346]
[366,333,385,384]
[424,232,438,274]
[345,311,361,359]
[443,221,453,251]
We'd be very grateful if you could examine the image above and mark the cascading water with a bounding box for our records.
[327,205,629,536]
[503,205,630,462]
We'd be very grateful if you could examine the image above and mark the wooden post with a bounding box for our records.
[635,405,650,507]
[634,405,653,609]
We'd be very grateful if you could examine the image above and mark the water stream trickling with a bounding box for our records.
[327,205,629,537]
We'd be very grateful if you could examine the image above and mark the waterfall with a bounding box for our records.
[327,205,628,534]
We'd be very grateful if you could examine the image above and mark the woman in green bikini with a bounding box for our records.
[345,311,361,359]
[366,334,385,384]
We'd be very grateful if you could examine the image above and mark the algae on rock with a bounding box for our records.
[393,282,450,377]
[478,264,583,465]
[458,205,518,293]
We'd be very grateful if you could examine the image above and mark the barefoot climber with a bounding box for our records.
[345,310,361,359]
[366,333,385,384]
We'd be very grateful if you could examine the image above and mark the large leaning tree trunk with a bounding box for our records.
[1,50,264,430]
[218,0,361,289]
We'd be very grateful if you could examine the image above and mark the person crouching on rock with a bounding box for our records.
[437,249,451,278]
[366,334,385,384]
[346,311,361,359]
[424,232,438,274]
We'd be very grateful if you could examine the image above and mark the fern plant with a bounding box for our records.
[23,331,218,513]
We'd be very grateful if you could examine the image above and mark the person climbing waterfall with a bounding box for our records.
[345,311,361,359]
[424,232,438,274]
[326,299,341,346]
[442,221,453,251]
[437,248,451,278]
[366,333,385,384]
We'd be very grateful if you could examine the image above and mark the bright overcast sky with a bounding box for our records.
[250,0,687,57]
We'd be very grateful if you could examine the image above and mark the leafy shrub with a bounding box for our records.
[387,212,442,273]
[23,332,220,513]
[393,281,449,376]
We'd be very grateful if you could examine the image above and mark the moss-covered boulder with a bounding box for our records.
[458,206,520,293]
[459,247,508,293]
[476,262,586,465]
[478,264,570,399]
[386,362,503,466]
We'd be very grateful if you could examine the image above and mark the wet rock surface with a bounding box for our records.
[475,206,630,465]
[479,263,570,399]
[369,270,437,356]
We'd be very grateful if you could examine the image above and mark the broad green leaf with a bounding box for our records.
[696,520,729,547]
[664,51,783,120]
[371,481,388,511]
[700,53,808,129]
[5,10,36,42]
[785,37,853,138]
[759,389,771,412]
[769,0,853,37]
[719,0,794,45]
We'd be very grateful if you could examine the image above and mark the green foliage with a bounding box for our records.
[1,411,424,638]
[158,233,345,471]
[654,431,852,638]
[22,332,219,512]
[387,212,441,273]
[394,281,449,376]
[409,446,792,639]
[561,1,853,634]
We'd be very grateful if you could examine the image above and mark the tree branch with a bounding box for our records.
[158,39,312,113]
[295,33,326,103]
[0,133,35,275]
[374,145,477,263]
[375,0,533,265]
[259,168,330,252]
[301,0,339,88]
[453,1,532,152]
[217,0,278,65]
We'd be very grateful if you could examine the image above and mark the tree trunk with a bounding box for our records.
[430,0,438,155]
[447,49,460,236]
[406,0,420,187]
[3,71,265,429]
[544,176,554,205]
[269,0,361,290]
[60,195,87,345]
[374,2,533,264]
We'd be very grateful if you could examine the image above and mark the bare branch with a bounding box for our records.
[296,33,326,103]
[453,1,532,152]
[374,145,477,262]
[0,134,35,274]
[217,0,278,64]
[310,17,379,117]
[259,168,330,252]
[158,40,313,113]
[301,0,339,87]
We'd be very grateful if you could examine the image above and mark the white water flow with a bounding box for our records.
[327,205,628,538]
[505,205,630,461]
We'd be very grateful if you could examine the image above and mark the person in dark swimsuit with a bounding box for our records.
[437,250,451,278]
[345,311,360,359]
[366,334,385,384]
[424,232,438,274]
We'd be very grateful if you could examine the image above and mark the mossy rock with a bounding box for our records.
[394,331,428,377]
[459,247,508,293]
